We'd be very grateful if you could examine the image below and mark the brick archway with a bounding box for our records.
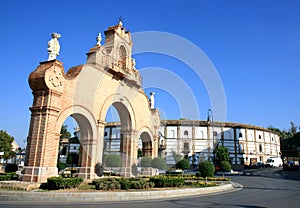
[23,22,160,182]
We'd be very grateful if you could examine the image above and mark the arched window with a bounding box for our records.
[184,130,189,136]
[118,45,127,70]
[239,133,243,138]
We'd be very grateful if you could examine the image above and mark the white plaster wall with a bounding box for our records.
[180,126,192,139]
[166,126,177,138]
[195,127,207,138]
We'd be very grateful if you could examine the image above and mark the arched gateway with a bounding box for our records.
[23,21,160,182]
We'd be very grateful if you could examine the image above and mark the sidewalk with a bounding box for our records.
[0,183,234,202]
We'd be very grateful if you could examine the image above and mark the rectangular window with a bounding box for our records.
[184,142,189,151]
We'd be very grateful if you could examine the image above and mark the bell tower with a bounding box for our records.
[86,20,140,87]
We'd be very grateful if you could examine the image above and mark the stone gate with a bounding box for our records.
[23,21,160,182]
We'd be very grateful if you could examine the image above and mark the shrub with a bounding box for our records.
[151,157,166,169]
[0,173,16,181]
[150,176,185,188]
[215,146,230,163]
[93,177,154,191]
[57,162,66,171]
[176,159,190,170]
[184,181,217,188]
[93,178,121,191]
[198,161,215,177]
[5,164,18,173]
[141,157,152,167]
[219,161,231,172]
[104,154,121,167]
[47,177,83,190]
[119,178,131,190]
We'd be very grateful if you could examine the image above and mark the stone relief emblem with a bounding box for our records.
[49,69,63,88]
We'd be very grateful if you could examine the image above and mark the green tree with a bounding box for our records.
[0,130,15,163]
[215,146,229,163]
[219,161,231,177]
[151,157,166,169]
[172,151,182,163]
[289,121,297,135]
[198,161,215,178]
[60,125,71,139]
[268,122,300,157]
[176,159,190,170]
[137,148,143,158]
[66,153,79,166]
[104,154,121,167]
[140,157,152,167]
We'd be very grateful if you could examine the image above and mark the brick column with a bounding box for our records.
[23,90,61,182]
[23,60,64,183]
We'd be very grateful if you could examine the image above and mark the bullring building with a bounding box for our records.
[104,119,281,170]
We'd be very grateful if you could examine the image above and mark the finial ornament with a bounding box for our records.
[118,16,124,26]
[96,33,102,46]
[47,32,61,61]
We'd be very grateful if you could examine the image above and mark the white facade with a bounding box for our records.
[104,120,281,169]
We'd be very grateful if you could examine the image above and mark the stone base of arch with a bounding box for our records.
[77,167,97,179]
[139,167,158,176]
[22,166,58,183]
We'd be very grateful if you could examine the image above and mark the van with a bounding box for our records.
[265,157,283,167]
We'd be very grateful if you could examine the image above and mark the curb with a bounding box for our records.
[0,183,233,202]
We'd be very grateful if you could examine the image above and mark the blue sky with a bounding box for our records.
[0,0,299,147]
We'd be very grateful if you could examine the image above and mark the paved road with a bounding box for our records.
[1,168,299,208]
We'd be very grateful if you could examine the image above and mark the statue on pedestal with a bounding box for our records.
[47,32,61,61]
[96,33,102,46]
[150,92,155,109]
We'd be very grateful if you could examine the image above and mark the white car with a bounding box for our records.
[265,157,282,167]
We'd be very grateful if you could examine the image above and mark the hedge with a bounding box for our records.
[93,177,154,191]
[0,172,17,181]
[47,177,83,190]
[149,176,185,188]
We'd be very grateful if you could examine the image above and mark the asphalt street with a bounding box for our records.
[0,168,299,208]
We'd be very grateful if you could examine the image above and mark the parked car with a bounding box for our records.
[286,160,295,167]
[265,157,282,167]
[255,161,265,168]
[249,161,265,169]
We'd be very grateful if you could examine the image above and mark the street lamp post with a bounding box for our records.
[207,109,215,163]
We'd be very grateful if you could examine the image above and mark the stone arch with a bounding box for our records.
[138,127,154,158]
[55,106,100,179]
[23,22,160,182]
[99,93,136,129]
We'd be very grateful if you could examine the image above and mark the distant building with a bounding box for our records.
[104,120,281,170]
[58,131,80,164]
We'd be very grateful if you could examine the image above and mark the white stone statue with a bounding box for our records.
[150,92,155,109]
[96,33,102,46]
[132,58,136,69]
[47,32,61,61]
